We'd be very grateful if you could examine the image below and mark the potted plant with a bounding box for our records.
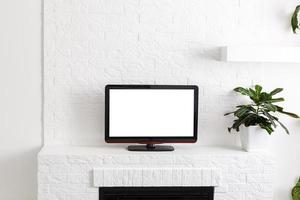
[292,5,300,33]
[225,85,299,151]
[292,177,300,200]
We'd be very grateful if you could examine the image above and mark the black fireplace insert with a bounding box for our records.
[99,187,214,200]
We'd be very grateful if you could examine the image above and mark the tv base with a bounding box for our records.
[127,144,174,151]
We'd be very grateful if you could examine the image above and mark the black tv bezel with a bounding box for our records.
[105,84,198,144]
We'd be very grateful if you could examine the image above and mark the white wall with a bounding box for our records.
[0,0,299,199]
[0,1,42,200]
[44,0,300,145]
[262,71,300,200]
[43,0,300,199]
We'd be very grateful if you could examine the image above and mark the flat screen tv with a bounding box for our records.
[105,85,198,151]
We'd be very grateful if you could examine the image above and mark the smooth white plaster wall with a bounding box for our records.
[0,0,42,200]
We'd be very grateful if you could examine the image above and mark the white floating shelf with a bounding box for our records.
[221,46,300,63]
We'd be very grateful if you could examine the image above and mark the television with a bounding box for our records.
[105,85,198,151]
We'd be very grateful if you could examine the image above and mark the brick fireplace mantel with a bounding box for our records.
[93,167,221,187]
[37,145,274,200]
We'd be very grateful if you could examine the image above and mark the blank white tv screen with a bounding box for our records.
[109,89,195,137]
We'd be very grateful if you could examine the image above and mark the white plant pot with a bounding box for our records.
[240,126,270,152]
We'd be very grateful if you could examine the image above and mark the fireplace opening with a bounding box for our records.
[99,187,214,200]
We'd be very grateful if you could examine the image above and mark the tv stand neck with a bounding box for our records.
[127,144,174,151]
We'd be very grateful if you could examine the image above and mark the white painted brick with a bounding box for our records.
[38,193,63,200]
[212,169,221,186]
[86,186,98,194]
[102,169,116,186]
[246,174,273,183]
[129,168,143,186]
[68,174,90,184]
[38,165,50,173]
[44,0,272,146]
[215,185,228,193]
[93,169,104,187]
[38,184,50,194]
[138,154,173,165]
[181,169,202,186]
[103,0,125,14]
[42,0,277,198]
[222,172,246,184]
[103,155,140,165]
[214,192,245,200]
[257,183,274,193]
[173,155,211,166]
[49,164,69,174]
[69,164,88,174]
[93,167,219,187]
[142,168,163,186]
[201,169,212,185]
[38,147,274,200]
[171,168,182,186]
[245,191,273,200]
[65,184,89,193]
[38,173,67,184]
[67,155,94,164]
[161,169,173,186]
[65,193,98,200]
[39,155,68,165]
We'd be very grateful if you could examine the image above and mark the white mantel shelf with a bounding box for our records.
[38,144,258,156]
[38,145,275,200]
[221,46,300,63]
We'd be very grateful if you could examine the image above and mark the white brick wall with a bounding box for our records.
[43,1,300,199]
[44,0,300,146]
[37,146,274,200]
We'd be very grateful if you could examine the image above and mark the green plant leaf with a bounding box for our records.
[274,119,290,134]
[236,104,255,109]
[275,105,284,111]
[270,114,279,121]
[266,98,284,103]
[259,92,272,102]
[233,87,250,96]
[249,88,260,104]
[232,113,258,132]
[259,123,274,135]
[255,85,262,94]
[224,111,235,116]
[291,5,300,34]
[244,114,260,127]
[234,106,254,118]
[278,111,300,118]
[275,106,300,118]
[262,110,277,128]
[263,103,277,112]
[270,88,283,96]
[249,88,257,98]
